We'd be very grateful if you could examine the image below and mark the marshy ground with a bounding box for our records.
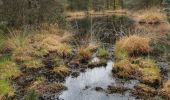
[0,7,170,100]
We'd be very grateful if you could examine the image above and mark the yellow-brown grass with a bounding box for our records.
[28,80,65,94]
[115,35,151,56]
[114,58,161,85]
[77,47,92,60]
[55,43,72,57]
[24,58,43,69]
[114,59,139,78]
[53,65,71,77]
[160,80,170,98]
[136,8,167,24]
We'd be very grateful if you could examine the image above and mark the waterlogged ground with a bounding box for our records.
[59,60,139,100]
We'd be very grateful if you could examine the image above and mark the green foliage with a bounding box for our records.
[98,48,108,57]
[0,0,66,27]
[0,54,20,79]
[24,90,39,100]
[124,0,162,9]
[0,79,14,96]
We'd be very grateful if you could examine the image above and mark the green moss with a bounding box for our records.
[0,79,14,96]
[98,48,108,58]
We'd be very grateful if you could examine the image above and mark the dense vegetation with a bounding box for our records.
[0,0,170,100]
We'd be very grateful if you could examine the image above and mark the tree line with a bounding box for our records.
[0,0,166,28]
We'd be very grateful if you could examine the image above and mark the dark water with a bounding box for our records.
[59,59,138,100]
[58,15,138,100]
[70,15,135,43]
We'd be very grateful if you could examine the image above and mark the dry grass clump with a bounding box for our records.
[115,35,151,58]
[114,58,161,85]
[55,43,72,57]
[137,8,167,24]
[160,80,170,98]
[31,30,73,57]
[28,80,65,95]
[24,58,43,69]
[53,65,71,77]
[86,42,99,51]
[0,55,21,97]
[114,59,139,78]
[5,31,34,61]
[134,83,157,96]
[138,59,161,85]
[0,55,21,79]
[77,47,92,60]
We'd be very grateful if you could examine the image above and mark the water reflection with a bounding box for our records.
[59,61,137,100]
[70,15,135,43]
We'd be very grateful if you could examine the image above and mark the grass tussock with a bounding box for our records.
[114,35,161,85]
[28,80,65,95]
[53,65,71,77]
[0,55,20,79]
[134,83,157,97]
[114,59,139,78]
[138,59,161,84]
[55,43,72,57]
[115,35,151,60]
[114,57,161,85]
[24,58,44,69]
[77,47,92,60]
[136,8,167,24]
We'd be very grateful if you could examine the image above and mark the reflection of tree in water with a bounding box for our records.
[70,15,135,44]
